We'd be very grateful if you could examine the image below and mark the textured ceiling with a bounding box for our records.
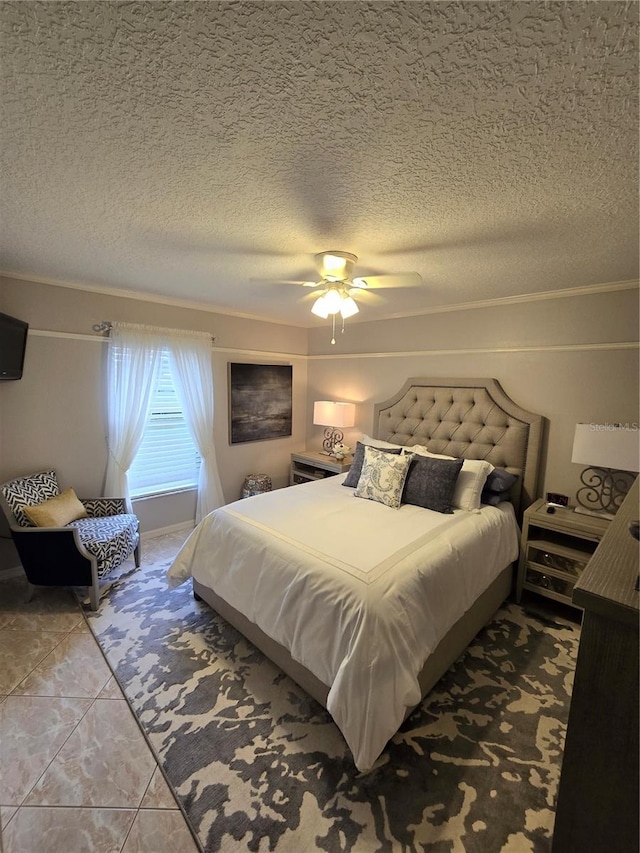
[1,1,638,326]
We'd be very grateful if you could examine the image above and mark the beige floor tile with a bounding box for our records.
[12,632,113,698]
[121,809,200,853]
[2,806,136,853]
[1,805,17,829]
[140,767,179,809]
[98,675,124,700]
[25,699,157,808]
[0,630,67,694]
[0,695,92,805]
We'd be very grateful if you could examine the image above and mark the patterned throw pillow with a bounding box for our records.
[1,470,60,527]
[354,445,414,509]
[402,456,464,513]
[343,441,402,488]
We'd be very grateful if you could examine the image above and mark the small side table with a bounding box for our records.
[516,498,609,608]
[290,451,352,486]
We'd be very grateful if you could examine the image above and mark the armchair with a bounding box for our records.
[0,470,140,610]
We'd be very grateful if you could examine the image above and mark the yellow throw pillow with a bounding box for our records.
[24,487,88,528]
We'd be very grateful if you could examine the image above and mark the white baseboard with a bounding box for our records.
[0,565,24,581]
[140,521,195,542]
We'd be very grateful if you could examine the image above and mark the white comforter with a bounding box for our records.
[167,474,519,771]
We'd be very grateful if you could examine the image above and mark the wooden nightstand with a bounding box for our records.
[516,498,610,608]
[289,451,352,486]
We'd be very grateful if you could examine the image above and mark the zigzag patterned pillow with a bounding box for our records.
[1,471,60,527]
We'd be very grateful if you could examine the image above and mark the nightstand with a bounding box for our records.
[289,451,352,486]
[516,498,610,608]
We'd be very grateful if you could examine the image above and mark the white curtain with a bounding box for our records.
[167,330,224,522]
[105,324,163,499]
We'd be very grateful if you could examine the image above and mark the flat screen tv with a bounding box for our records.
[0,312,29,380]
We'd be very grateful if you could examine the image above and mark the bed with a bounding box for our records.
[168,377,543,771]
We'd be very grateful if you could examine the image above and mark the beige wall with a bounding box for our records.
[1,275,638,575]
[305,287,639,503]
[0,276,308,571]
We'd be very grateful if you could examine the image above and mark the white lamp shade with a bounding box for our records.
[571,423,640,472]
[340,296,359,318]
[323,289,342,315]
[311,295,329,318]
[313,400,356,428]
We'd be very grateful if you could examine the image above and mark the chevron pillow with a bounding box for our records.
[1,471,60,527]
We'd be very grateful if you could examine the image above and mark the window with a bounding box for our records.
[128,350,201,498]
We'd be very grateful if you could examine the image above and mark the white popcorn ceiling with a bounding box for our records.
[1,1,638,325]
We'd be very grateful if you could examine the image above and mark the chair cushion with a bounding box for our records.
[67,513,139,579]
[2,471,60,527]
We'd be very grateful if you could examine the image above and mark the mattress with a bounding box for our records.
[167,474,520,770]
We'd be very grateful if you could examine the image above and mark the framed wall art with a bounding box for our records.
[228,362,293,444]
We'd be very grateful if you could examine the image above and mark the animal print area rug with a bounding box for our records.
[85,534,580,853]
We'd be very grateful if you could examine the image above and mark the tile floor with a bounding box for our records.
[0,532,200,853]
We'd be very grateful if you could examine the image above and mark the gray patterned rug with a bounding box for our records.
[85,534,581,853]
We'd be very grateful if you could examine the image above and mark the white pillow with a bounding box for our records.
[361,434,404,451]
[402,446,494,511]
[354,445,414,509]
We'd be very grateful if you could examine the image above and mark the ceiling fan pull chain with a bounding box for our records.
[341,316,345,335]
[331,315,336,345]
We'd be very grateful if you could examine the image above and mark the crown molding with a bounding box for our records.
[0,270,300,327]
[1,270,637,326]
[352,279,639,323]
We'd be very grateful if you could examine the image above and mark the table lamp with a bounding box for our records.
[571,423,639,518]
[313,401,356,455]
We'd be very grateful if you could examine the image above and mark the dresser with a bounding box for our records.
[552,477,639,853]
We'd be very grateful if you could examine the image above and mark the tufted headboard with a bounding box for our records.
[373,377,543,517]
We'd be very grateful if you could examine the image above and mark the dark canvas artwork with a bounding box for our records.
[229,362,292,443]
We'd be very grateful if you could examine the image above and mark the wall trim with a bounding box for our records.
[0,270,302,327]
[28,329,304,361]
[3,270,637,327]
[368,278,638,321]
[140,520,195,542]
[27,328,638,359]
[308,341,639,360]
[0,565,23,581]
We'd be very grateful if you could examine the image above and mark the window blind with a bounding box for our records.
[129,350,201,498]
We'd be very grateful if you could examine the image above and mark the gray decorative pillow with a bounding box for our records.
[343,441,401,488]
[403,456,463,513]
[481,489,511,506]
[484,468,519,493]
[354,446,414,509]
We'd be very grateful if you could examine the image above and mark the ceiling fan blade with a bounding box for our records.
[347,289,386,306]
[355,272,423,289]
[250,277,318,286]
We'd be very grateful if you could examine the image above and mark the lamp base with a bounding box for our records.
[576,466,635,518]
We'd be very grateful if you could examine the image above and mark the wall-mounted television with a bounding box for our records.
[0,312,29,380]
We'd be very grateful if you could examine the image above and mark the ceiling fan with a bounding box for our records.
[278,251,422,344]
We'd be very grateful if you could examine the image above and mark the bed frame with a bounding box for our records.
[194,378,543,718]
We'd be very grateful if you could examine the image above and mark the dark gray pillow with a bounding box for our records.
[484,468,518,493]
[481,489,511,506]
[402,456,463,513]
[342,441,401,488]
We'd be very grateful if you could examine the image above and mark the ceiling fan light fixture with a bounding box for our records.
[311,295,330,318]
[323,288,343,315]
[339,295,359,318]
